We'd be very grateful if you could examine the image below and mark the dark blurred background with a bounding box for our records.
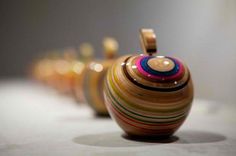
[0,0,236,103]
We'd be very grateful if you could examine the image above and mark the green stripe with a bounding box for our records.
[105,78,188,124]
[109,65,191,114]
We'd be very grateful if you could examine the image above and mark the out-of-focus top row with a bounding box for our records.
[31,37,119,116]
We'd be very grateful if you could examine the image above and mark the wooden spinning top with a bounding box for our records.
[73,43,94,103]
[104,29,194,137]
[33,52,60,87]
[56,48,79,94]
[83,37,118,116]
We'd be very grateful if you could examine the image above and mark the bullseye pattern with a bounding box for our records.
[138,56,180,78]
[104,54,193,137]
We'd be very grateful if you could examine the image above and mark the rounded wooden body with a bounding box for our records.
[104,55,193,137]
[83,59,114,116]
[56,60,76,94]
[73,61,87,102]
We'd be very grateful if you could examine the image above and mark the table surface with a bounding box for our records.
[0,79,236,156]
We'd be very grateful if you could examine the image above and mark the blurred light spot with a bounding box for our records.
[89,62,103,72]
[131,65,137,69]
[163,60,170,65]
[94,64,103,72]
[73,62,84,74]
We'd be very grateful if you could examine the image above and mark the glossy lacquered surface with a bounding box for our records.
[83,59,114,116]
[82,38,118,116]
[104,54,194,137]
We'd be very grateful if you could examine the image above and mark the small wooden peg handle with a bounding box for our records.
[140,29,157,56]
[79,43,94,61]
[103,37,118,59]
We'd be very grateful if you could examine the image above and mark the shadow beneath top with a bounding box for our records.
[175,130,226,144]
[73,130,226,147]
[122,134,179,143]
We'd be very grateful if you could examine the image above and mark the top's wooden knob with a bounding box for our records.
[103,37,118,59]
[79,43,94,62]
[140,29,157,56]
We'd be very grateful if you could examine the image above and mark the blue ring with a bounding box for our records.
[140,56,179,76]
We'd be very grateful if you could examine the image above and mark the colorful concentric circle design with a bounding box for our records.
[104,54,194,137]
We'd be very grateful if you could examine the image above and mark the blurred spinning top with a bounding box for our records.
[73,43,94,103]
[33,52,60,86]
[54,48,78,93]
[104,29,194,137]
[83,37,118,116]
[32,57,53,83]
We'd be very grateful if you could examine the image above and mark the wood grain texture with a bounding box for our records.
[104,54,194,137]
[83,59,115,116]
